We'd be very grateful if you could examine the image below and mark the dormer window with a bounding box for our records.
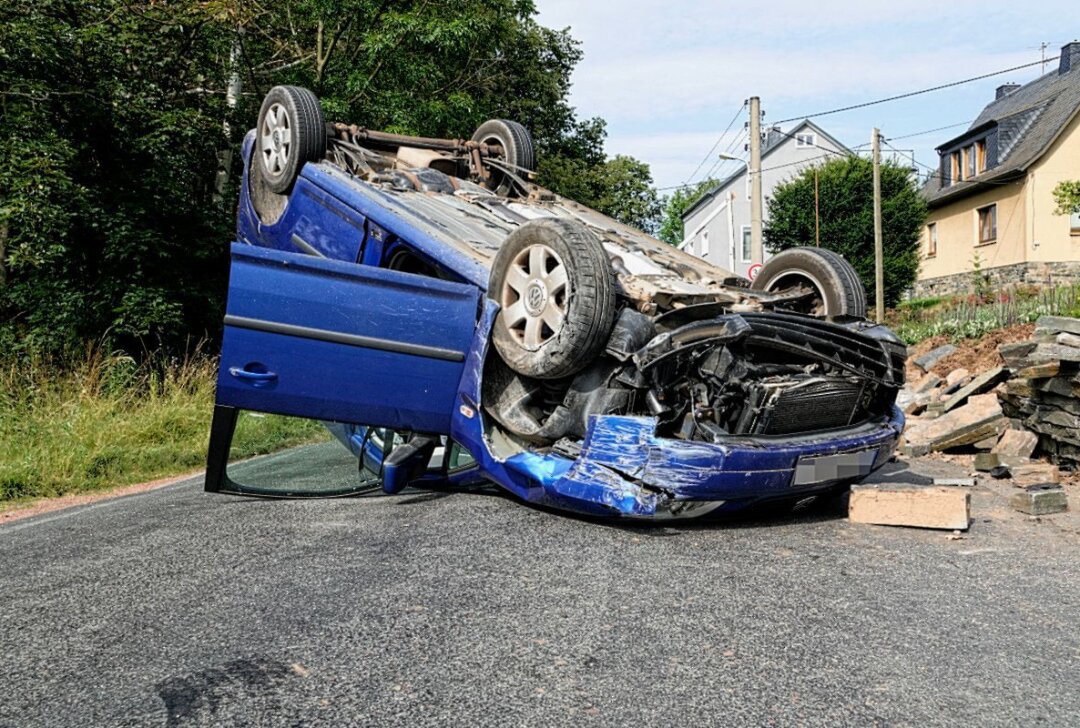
[976,139,987,174]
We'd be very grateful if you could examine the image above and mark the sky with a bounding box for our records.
[533,0,1078,192]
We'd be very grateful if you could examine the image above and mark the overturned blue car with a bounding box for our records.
[205,85,906,519]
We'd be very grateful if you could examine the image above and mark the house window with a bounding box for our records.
[927,223,938,258]
[740,226,752,262]
[950,151,962,183]
[795,132,816,148]
[977,204,997,244]
[1070,211,1080,235]
[976,139,987,174]
[700,230,710,257]
[966,145,976,178]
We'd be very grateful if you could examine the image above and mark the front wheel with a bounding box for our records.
[751,247,867,318]
[489,219,616,380]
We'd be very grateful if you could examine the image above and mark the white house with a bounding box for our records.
[680,120,849,278]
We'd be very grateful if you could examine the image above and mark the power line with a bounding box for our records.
[698,130,748,181]
[682,102,747,186]
[880,138,1021,187]
[885,120,974,141]
[773,56,1056,125]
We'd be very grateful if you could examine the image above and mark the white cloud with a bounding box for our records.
[533,0,1076,188]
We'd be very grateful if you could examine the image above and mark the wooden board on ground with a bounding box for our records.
[849,485,970,530]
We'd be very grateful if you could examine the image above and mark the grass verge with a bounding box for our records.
[0,350,324,504]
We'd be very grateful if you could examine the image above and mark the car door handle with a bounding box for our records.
[229,366,278,382]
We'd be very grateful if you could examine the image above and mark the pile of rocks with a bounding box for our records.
[897,316,1079,485]
[997,316,1080,469]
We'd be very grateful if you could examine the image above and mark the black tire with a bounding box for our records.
[489,219,616,380]
[471,119,536,195]
[256,85,327,194]
[750,247,867,318]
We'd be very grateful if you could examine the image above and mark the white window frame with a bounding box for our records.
[1070,210,1080,236]
[795,132,816,148]
[740,225,752,262]
[700,230,710,257]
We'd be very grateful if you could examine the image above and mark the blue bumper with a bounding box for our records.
[451,302,904,519]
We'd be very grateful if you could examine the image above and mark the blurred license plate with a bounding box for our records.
[792,450,877,486]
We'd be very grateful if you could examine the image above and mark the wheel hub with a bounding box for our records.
[260,103,291,176]
[500,243,569,351]
[525,280,548,316]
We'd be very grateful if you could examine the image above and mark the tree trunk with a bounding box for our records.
[214,34,243,204]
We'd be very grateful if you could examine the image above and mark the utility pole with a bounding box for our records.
[872,127,885,323]
[749,96,764,266]
[814,168,821,247]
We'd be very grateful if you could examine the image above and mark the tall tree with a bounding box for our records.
[0,0,659,357]
[764,157,926,307]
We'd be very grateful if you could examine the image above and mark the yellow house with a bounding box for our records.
[916,42,1080,297]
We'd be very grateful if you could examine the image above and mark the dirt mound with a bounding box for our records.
[905,323,1036,380]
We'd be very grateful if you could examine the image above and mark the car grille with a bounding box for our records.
[761,378,867,434]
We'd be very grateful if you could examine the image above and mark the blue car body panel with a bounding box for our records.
[218,244,479,434]
[212,132,905,518]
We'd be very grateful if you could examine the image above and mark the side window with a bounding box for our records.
[977,204,997,245]
[741,226,752,262]
[927,223,938,258]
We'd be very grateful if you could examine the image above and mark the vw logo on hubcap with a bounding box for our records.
[525,281,547,315]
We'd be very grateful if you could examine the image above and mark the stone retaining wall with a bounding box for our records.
[912,261,1080,298]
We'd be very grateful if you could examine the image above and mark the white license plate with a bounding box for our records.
[792,450,877,486]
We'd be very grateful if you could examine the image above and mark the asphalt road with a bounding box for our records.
[2,443,1079,727]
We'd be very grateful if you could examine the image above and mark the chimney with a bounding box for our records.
[996,83,1020,100]
[1060,41,1080,75]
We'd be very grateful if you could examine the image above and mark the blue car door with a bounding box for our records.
[216,242,480,433]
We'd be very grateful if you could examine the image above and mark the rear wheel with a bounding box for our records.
[256,85,327,194]
[471,119,536,196]
[489,219,616,380]
[751,247,867,318]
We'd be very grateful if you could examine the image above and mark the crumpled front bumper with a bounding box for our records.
[452,301,906,520]
[517,409,904,518]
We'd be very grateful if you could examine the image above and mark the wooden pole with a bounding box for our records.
[814,168,820,247]
[872,128,885,323]
[749,96,763,265]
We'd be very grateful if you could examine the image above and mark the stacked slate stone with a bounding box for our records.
[997,316,1080,469]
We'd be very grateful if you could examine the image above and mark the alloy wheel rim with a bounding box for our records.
[260,103,291,178]
[500,243,569,350]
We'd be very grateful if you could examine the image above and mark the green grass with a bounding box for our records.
[0,350,324,503]
[888,284,1080,344]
